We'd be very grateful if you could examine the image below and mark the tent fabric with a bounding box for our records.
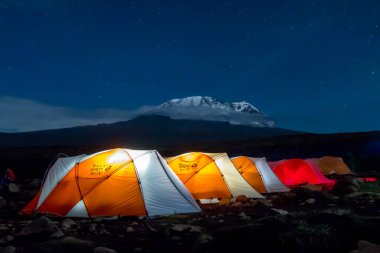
[268,159,335,188]
[231,156,289,193]
[165,152,264,201]
[21,148,201,217]
[316,156,352,175]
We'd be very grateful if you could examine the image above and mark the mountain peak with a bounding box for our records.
[158,96,260,114]
[141,96,276,128]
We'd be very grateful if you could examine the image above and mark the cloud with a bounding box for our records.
[0,97,136,132]
[139,105,276,128]
[0,96,277,133]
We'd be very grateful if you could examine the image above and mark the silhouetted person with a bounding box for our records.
[0,168,16,189]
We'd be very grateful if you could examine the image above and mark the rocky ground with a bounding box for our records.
[0,176,379,253]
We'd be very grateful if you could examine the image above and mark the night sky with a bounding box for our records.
[1,0,380,133]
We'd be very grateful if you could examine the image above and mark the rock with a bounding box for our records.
[126,227,134,233]
[235,195,249,203]
[61,218,75,229]
[303,198,316,205]
[8,183,19,193]
[0,197,6,208]
[191,232,214,251]
[93,246,118,253]
[171,224,202,233]
[171,236,181,241]
[251,199,273,208]
[0,235,14,244]
[18,216,65,239]
[291,187,317,199]
[270,193,297,206]
[238,211,251,220]
[0,246,16,253]
[88,223,97,232]
[302,184,323,191]
[345,192,368,198]
[93,217,106,222]
[30,178,41,187]
[357,240,380,249]
[320,191,339,202]
[97,229,110,235]
[349,240,380,253]
[230,202,242,208]
[320,208,352,216]
[345,185,360,194]
[144,221,158,233]
[333,175,360,195]
[243,202,251,208]
[271,208,289,216]
[32,236,93,253]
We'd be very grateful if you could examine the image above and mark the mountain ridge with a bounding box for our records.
[0,115,300,148]
[142,96,275,127]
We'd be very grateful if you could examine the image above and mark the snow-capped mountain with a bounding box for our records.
[158,96,260,114]
[140,96,276,127]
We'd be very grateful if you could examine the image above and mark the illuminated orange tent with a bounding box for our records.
[166,152,264,203]
[231,156,289,193]
[316,156,352,175]
[21,148,201,217]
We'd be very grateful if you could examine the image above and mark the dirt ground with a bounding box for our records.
[0,178,379,253]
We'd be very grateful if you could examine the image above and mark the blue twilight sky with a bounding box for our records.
[1,0,380,133]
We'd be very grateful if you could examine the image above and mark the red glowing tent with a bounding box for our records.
[269,159,335,190]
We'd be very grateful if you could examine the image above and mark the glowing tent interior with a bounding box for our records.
[316,156,352,175]
[165,152,264,203]
[269,159,336,189]
[21,148,201,217]
[231,156,289,193]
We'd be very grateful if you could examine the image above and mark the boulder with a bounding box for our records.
[301,198,316,205]
[271,208,289,216]
[18,216,64,239]
[191,232,214,252]
[170,224,202,233]
[230,202,242,208]
[0,197,6,208]
[29,178,42,188]
[61,218,75,229]
[303,184,323,191]
[88,223,97,232]
[31,236,93,253]
[238,211,251,220]
[93,246,118,253]
[0,246,16,253]
[251,199,273,208]
[350,240,380,253]
[333,176,360,195]
[8,184,19,193]
[0,235,14,244]
[235,195,249,203]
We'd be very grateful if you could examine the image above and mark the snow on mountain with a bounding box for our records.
[158,96,260,114]
[140,96,276,128]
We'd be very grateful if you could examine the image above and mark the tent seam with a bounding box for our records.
[155,151,200,212]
